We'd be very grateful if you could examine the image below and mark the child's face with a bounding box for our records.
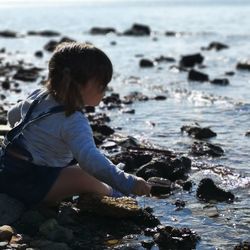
[80,79,106,106]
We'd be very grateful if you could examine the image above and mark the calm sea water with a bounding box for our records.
[0,0,249,249]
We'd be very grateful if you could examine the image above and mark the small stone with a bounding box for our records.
[0,225,15,242]
[140,59,154,68]
[188,69,209,82]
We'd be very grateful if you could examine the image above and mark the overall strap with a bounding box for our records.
[3,92,65,147]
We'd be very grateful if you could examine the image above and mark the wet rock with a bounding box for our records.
[91,123,114,136]
[34,50,43,58]
[210,78,229,86]
[236,61,250,71]
[234,241,250,250]
[182,181,193,191]
[173,199,186,208]
[90,27,116,35]
[123,23,151,36]
[165,31,178,36]
[202,41,229,51]
[136,156,191,181]
[123,91,149,102]
[139,59,154,67]
[196,178,235,202]
[155,56,175,63]
[13,67,42,82]
[148,177,173,196]
[0,30,18,38]
[102,93,121,106]
[154,95,167,100]
[27,30,60,37]
[0,48,6,53]
[245,131,250,136]
[141,239,155,249]
[1,79,10,90]
[153,225,200,249]
[191,141,224,157]
[121,108,135,114]
[203,204,219,217]
[0,225,15,242]
[180,53,204,68]
[39,218,73,242]
[225,71,235,76]
[188,69,209,82]
[0,194,25,225]
[181,124,217,139]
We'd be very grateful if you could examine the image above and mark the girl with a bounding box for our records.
[0,42,151,208]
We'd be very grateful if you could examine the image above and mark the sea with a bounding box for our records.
[0,0,249,249]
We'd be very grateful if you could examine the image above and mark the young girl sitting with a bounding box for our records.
[0,42,151,208]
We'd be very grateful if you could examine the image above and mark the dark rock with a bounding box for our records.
[245,131,250,136]
[110,151,152,172]
[139,59,154,67]
[84,106,95,113]
[90,27,116,35]
[102,93,121,105]
[147,177,172,196]
[91,123,114,136]
[0,30,18,38]
[123,92,149,102]
[0,48,6,53]
[173,199,185,208]
[182,181,193,191]
[154,95,167,100]
[181,124,217,139]
[180,53,204,68]
[202,41,229,51]
[153,225,200,249]
[234,241,250,250]
[121,108,135,114]
[236,61,250,71]
[27,30,60,37]
[155,56,176,63]
[191,141,224,157]
[141,239,155,249]
[188,69,209,82]
[34,51,43,58]
[1,79,10,89]
[136,156,191,181]
[165,31,177,36]
[196,178,234,202]
[210,78,229,86]
[13,67,41,82]
[110,41,117,45]
[123,24,151,36]
[225,71,235,76]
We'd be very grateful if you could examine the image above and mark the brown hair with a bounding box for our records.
[46,42,113,115]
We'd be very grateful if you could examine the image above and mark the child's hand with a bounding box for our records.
[132,177,151,196]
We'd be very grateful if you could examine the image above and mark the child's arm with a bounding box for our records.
[62,112,139,195]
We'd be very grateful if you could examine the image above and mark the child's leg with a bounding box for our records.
[42,165,111,204]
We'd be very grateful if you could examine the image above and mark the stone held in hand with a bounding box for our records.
[147,177,173,196]
[196,178,235,202]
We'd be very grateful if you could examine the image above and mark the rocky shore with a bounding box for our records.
[1,22,250,249]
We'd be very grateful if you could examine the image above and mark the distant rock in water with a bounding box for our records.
[234,241,250,250]
[196,178,235,202]
[44,37,76,52]
[13,67,42,82]
[140,59,154,67]
[0,30,18,38]
[181,124,216,139]
[188,69,209,82]
[245,131,250,136]
[27,30,60,37]
[191,141,224,157]
[155,55,175,63]
[90,27,116,35]
[123,23,151,36]
[210,78,229,86]
[202,41,229,51]
[180,53,204,68]
[236,61,250,71]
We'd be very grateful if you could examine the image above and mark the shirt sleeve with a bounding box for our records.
[7,101,23,127]
[61,112,136,195]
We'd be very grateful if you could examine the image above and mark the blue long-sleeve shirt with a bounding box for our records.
[7,88,136,195]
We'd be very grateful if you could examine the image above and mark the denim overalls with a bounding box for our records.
[0,92,66,208]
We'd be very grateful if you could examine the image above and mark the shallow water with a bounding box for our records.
[0,0,249,249]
